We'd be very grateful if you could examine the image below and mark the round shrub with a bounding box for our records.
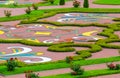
[65,56,73,63]
[49,0,54,4]
[71,63,84,75]
[32,4,38,10]
[73,0,80,8]
[59,0,65,5]
[6,58,17,71]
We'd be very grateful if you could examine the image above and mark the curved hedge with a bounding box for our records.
[48,43,102,58]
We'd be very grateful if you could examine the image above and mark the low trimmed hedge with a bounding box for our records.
[113,18,120,21]
[48,43,102,59]
[20,8,120,23]
[36,20,108,27]
[97,39,120,49]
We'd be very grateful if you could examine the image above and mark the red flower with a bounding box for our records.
[10,58,14,61]
[108,63,115,68]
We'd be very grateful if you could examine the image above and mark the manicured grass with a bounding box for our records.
[0,0,70,8]
[0,10,44,22]
[1,8,120,22]
[93,0,120,5]
[0,0,59,8]
[43,69,120,78]
[0,56,120,75]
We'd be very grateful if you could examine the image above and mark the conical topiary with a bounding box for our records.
[83,0,89,8]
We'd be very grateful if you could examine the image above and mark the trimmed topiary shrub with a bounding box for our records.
[115,64,120,70]
[106,63,116,70]
[13,2,18,7]
[4,10,11,17]
[71,63,84,75]
[83,0,89,8]
[59,0,65,5]
[73,0,80,8]
[25,6,32,14]
[65,56,73,63]
[32,4,38,10]
[25,70,39,78]
[6,58,17,71]
[49,0,54,4]
[106,63,120,70]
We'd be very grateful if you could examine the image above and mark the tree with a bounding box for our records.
[83,0,89,8]
[59,0,65,5]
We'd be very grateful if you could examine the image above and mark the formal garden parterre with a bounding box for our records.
[0,0,120,78]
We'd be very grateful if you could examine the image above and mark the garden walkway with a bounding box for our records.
[0,20,20,26]
[91,73,120,78]
[4,62,120,78]
[0,0,120,17]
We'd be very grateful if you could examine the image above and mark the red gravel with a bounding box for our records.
[0,76,4,78]
[0,20,20,26]
[0,43,76,61]
[91,74,120,78]
[109,42,120,45]
[88,48,119,59]
[115,31,120,38]
[0,24,104,42]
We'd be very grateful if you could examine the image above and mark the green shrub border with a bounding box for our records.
[21,8,120,24]
[1,56,120,75]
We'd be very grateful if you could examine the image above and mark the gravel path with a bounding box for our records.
[0,20,20,26]
[91,73,120,78]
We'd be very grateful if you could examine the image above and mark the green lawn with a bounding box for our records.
[93,0,120,5]
[43,69,120,78]
[1,8,120,22]
[0,56,120,75]
[0,1,59,8]
[0,10,44,22]
[0,0,69,8]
